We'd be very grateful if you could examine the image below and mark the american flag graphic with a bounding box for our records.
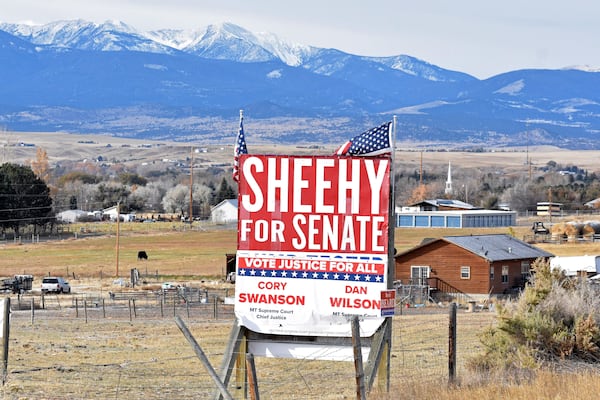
[335,121,393,156]
[233,112,248,182]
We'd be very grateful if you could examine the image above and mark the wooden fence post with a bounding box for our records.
[174,316,234,400]
[213,295,218,319]
[246,353,259,400]
[30,298,34,325]
[128,299,133,322]
[448,303,457,385]
[352,316,366,400]
[2,298,10,385]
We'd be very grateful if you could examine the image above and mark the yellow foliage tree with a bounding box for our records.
[406,184,429,204]
[30,147,50,183]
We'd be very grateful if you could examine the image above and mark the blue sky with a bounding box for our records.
[2,0,598,79]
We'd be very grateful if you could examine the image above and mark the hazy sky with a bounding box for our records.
[2,0,598,78]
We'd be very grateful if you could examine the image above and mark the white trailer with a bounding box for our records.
[550,255,600,277]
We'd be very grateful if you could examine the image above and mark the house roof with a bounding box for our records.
[211,199,238,211]
[398,234,554,262]
[584,198,600,208]
[409,199,479,210]
[443,234,554,262]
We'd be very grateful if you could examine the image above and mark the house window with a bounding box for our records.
[490,266,494,280]
[411,266,430,285]
[460,266,471,279]
[501,265,509,284]
[521,261,531,282]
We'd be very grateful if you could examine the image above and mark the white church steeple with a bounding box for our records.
[445,161,453,195]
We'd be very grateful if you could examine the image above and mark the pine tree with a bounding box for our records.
[0,163,53,236]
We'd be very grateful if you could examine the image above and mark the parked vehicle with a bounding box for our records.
[41,277,71,294]
[1,275,33,293]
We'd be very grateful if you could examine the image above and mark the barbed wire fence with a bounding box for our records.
[0,296,496,399]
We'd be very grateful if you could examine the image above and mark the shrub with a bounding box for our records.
[469,258,600,374]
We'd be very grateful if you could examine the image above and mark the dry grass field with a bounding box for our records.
[2,130,600,398]
[4,131,600,174]
[0,222,596,291]
[1,223,583,281]
[1,224,600,398]
[3,292,600,399]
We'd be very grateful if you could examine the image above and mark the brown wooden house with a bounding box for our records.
[395,234,554,299]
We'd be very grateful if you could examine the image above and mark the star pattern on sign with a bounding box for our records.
[237,268,384,283]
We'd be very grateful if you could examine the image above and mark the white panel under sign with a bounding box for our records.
[248,340,370,361]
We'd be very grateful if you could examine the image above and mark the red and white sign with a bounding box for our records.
[380,289,396,317]
[235,155,390,337]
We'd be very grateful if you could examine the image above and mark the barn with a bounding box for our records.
[395,234,554,301]
[56,209,88,223]
[211,199,238,224]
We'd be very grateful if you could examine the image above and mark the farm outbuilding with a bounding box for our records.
[56,209,89,223]
[211,199,238,224]
[395,234,554,300]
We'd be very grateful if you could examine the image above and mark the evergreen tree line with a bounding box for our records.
[0,159,237,235]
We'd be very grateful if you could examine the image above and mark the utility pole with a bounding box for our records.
[189,146,193,224]
[548,187,553,223]
[115,201,120,277]
[419,151,423,186]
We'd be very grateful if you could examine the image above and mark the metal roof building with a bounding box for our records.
[441,234,554,261]
[396,209,517,228]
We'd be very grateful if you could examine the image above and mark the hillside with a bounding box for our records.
[4,131,600,174]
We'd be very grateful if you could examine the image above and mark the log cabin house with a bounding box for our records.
[395,234,554,302]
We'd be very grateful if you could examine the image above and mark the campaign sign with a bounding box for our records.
[235,155,390,337]
[380,289,396,317]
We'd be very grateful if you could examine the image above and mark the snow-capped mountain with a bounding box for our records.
[0,20,175,53]
[0,20,462,81]
[0,19,599,149]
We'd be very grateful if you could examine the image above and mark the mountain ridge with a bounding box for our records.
[0,19,599,149]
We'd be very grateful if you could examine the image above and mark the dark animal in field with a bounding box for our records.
[137,251,148,260]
